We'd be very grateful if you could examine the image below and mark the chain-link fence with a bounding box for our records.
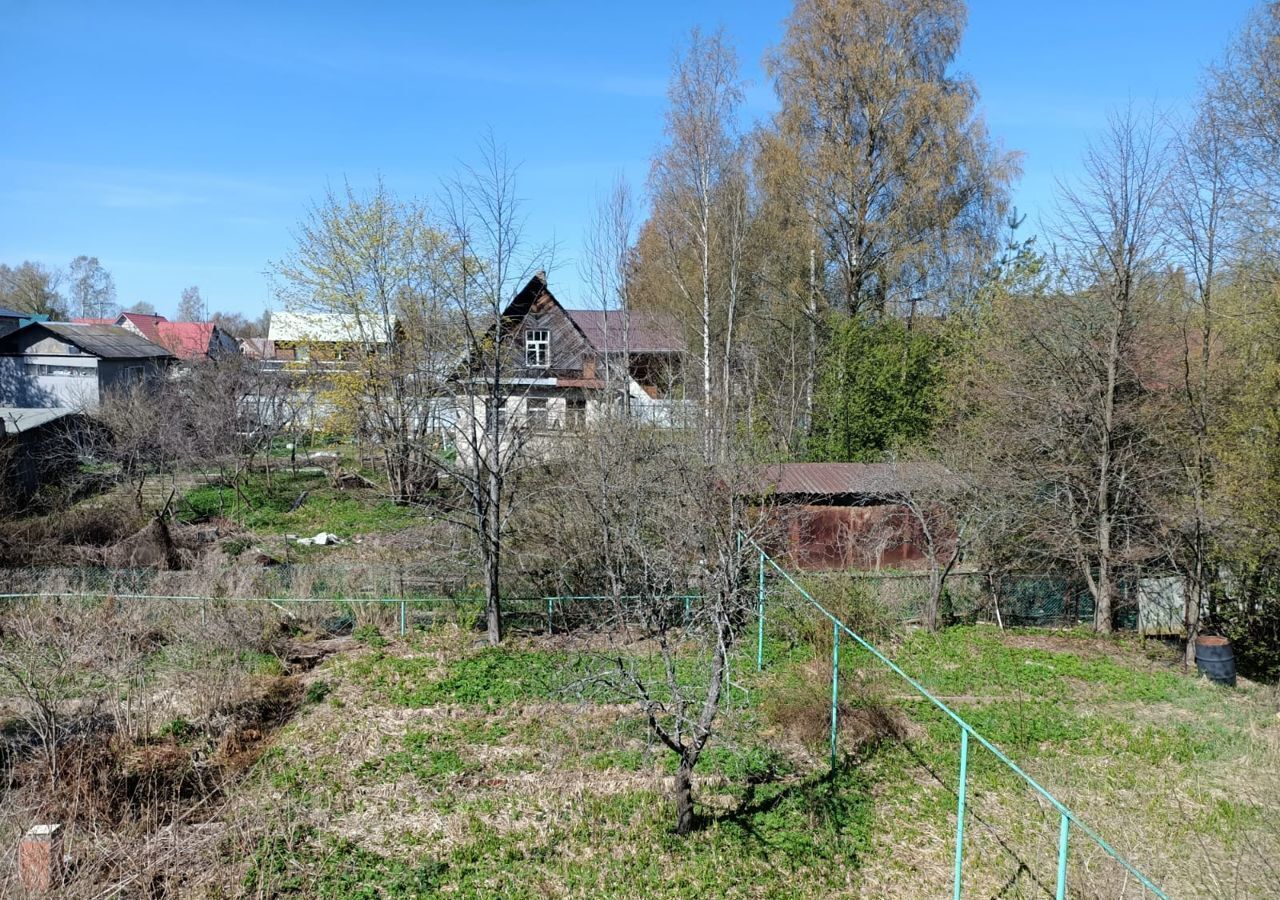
[0,565,1145,631]
[800,570,1141,630]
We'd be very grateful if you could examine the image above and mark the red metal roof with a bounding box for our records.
[118,312,168,343]
[155,321,215,359]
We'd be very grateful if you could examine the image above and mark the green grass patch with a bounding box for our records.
[179,470,420,537]
[246,827,448,898]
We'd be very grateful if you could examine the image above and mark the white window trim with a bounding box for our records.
[525,329,549,367]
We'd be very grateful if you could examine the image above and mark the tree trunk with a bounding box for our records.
[924,574,942,632]
[1095,551,1113,634]
[484,470,503,645]
[673,757,695,835]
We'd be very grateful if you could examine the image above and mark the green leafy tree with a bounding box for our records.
[808,314,949,461]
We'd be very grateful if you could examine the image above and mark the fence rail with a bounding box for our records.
[744,535,1167,899]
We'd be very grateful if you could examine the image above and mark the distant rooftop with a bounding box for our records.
[155,321,217,359]
[566,309,685,354]
[3,322,175,360]
[269,311,393,344]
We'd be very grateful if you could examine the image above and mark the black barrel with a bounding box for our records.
[1194,636,1237,687]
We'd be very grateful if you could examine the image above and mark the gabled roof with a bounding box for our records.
[566,309,684,354]
[269,311,392,344]
[500,272,685,354]
[155,321,216,359]
[118,311,167,342]
[1,322,175,360]
[239,337,275,359]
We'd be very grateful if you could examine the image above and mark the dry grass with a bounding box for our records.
[4,612,1276,897]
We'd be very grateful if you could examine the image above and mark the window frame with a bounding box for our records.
[525,329,550,368]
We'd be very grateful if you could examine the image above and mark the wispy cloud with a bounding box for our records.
[0,160,301,211]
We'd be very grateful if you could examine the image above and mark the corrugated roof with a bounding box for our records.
[269,311,392,344]
[566,309,685,353]
[28,323,175,359]
[0,306,27,319]
[758,462,950,498]
[0,407,77,434]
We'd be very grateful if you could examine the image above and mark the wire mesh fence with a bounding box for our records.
[0,565,1142,631]
[750,539,1168,899]
[799,570,1140,630]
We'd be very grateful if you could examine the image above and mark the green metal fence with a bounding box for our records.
[745,536,1168,900]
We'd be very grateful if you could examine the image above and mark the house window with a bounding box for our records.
[526,398,548,430]
[525,329,549,367]
[565,397,586,430]
[485,398,508,431]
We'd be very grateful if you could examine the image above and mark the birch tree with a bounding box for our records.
[650,27,745,461]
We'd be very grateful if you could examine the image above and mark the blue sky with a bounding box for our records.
[0,0,1258,318]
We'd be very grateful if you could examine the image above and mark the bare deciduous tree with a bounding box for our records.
[435,136,550,645]
[545,421,766,834]
[68,255,117,319]
[765,0,1016,318]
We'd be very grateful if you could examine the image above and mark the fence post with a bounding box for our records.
[830,621,840,772]
[953,728,969,900]
[1055,813,1070,900]
[546,598,553,634]
[757,549,766,671]
[399,600,406,637]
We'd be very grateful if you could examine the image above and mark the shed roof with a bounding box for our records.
[4,322,175,359]
[758,462,951,498]
[0,306,26,319]
[565,309,685,354]
[0,407,78,434]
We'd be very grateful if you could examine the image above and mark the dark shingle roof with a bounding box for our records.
[566,309,685,354]
[29,323,175,359]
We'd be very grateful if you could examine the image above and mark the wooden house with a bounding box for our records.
[479,272,687,433]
